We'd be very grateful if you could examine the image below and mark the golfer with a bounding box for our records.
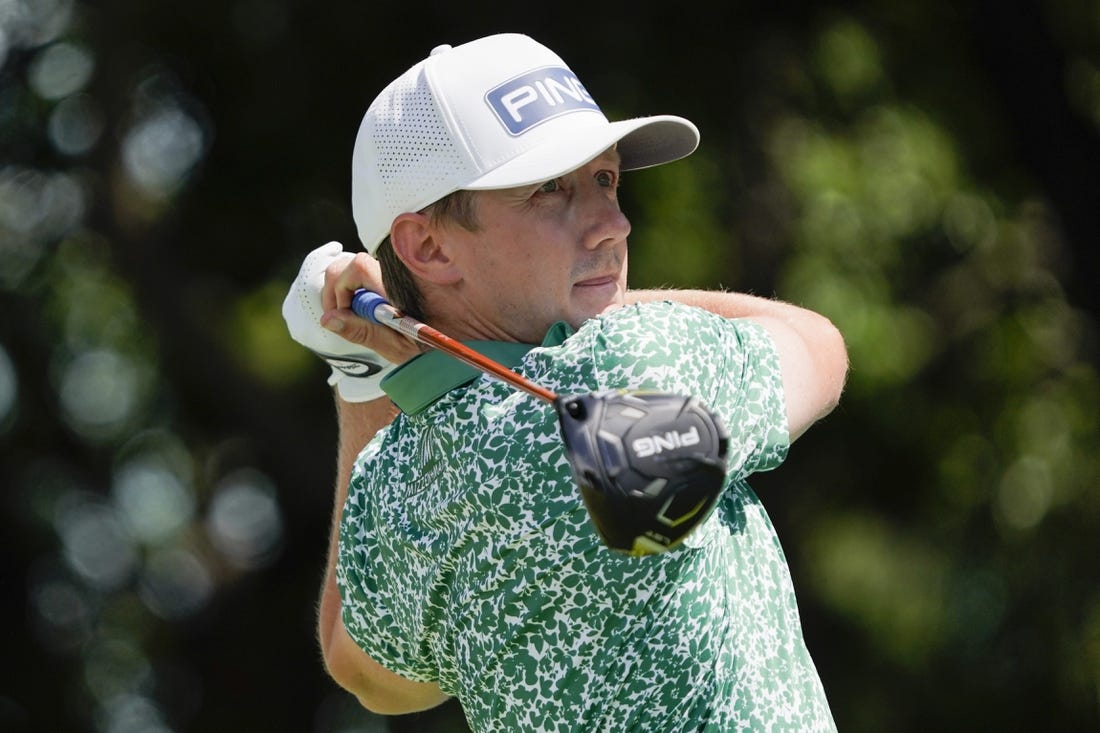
[284,33,847,731]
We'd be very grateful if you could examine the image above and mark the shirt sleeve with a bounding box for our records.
[336,444,439,683]
[587,301,790,479]
[710,314,790,478]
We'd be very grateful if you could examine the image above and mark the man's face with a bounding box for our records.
[443,148,630,343]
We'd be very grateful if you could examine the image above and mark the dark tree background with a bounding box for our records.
[2,1,1098,731]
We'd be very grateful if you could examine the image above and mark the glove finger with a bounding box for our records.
[283,243,363,355]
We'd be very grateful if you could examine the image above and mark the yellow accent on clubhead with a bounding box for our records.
[656,495,709,527]
[631,535,670,556]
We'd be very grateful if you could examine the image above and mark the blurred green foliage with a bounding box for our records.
[2,2,1098,732]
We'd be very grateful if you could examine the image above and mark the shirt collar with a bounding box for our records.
[381,321,574,414]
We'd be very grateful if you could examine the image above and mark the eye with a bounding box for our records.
[537,178,563,194]
[595,170,619,189]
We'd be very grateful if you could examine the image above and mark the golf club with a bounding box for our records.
[351,289,730,556]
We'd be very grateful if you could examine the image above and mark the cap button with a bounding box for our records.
[429,44,453,56]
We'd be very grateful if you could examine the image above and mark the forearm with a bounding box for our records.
[628,287,806,320]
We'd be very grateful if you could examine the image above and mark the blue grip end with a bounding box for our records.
[350,289,389,324]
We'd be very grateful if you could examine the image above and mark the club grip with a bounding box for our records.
[350,289,389,324]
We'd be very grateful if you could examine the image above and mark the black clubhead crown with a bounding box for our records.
[554,392,729,556]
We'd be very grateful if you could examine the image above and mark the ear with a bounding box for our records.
[390,212,460,285]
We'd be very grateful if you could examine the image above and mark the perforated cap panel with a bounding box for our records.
[370,72,468,220]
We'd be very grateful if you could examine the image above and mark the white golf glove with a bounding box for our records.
[282,241,396,402]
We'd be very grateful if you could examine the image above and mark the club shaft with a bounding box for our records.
[355,292,558,403]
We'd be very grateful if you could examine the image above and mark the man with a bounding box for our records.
[284,33,847,731]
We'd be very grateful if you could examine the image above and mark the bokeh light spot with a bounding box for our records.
[995,455,1054,532]
[57,348,141,440]
[48,92,104,155]
[0,0,74,58]
[28,40,94,99]
[0,167,86,276]
[814,18,884,100]
[227,279,316,387]
[56,494,138,591]
[121,105,206,199]
[82,636,151,705]
[30,572,95,652]
[98,693,173,733]
[139,547,214,620]
[803,512,948,668]
[206,469,284,570]
[112,454,195,544]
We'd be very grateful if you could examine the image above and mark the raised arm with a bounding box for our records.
[627,289,848,442]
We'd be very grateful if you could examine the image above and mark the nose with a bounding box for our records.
[581,187,631,251]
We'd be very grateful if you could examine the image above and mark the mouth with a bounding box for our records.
[573,275,618,289]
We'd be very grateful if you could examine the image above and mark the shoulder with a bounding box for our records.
[530,301,775,394]
[589,300,773,354]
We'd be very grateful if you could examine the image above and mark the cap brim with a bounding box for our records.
[464,114,699,191]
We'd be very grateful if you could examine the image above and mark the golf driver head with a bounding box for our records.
[554,391,729,556]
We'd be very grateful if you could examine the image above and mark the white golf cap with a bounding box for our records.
[351,33,700,254]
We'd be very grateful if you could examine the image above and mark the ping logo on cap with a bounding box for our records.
[486,66,601,135]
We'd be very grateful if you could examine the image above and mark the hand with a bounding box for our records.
[282,242,417,401]
[316,247,421,365]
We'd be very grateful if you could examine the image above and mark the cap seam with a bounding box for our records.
[424,57,483,180]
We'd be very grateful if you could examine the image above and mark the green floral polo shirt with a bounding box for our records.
[337,301,836,732]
